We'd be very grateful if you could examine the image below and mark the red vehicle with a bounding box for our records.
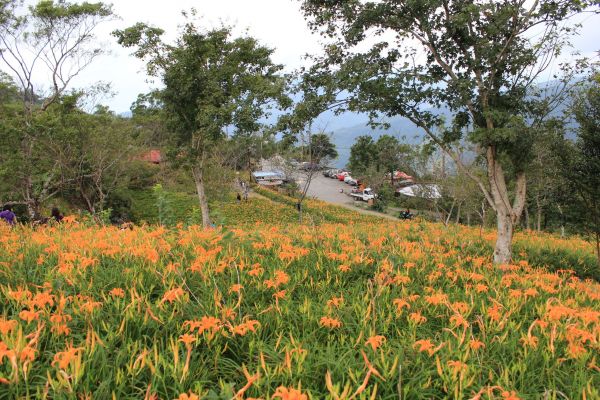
[337,171,350,181]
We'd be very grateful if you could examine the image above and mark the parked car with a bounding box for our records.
[346,177,358,186]
[337,171,350,181]
[299,162,320,171]
[343,176,354,184]
[350,188,376,202]
[324,168,340,178]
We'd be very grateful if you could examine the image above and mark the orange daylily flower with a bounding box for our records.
[179,334,197,346]
[365,335,386,351]
[162,287,186,304]
[393,298,411,312]
[450,313,469,328]
[326,296,344,308]
[248,266,263,277]
[19,309,40,323]
[0,319,17,335]
[487,304,502,322]
[338,264,350,272]
[230,319,261,336]
[31,291,54,308]
[52,345,82,370]
[409,312,427,324]
[19,346,36,363]
[109,288,125,298]
[447,360,467,374]
[62,215,77,223]
[272,386,308,400]
[177,392,199,400]
[273,290,287,300]
[469,339,485,351]
[0,342,16,364]
[185,316,221,335]
[413,339,443,356]
[501,391,521,400]
[229,284,243,294]
[320,317,342,329]
[424,292,447,306]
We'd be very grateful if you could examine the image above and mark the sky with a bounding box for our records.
[76,0,324,113]
[4,1,600,113]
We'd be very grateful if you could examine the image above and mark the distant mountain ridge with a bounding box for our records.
[326,115,432,168]
[116,80,575,168]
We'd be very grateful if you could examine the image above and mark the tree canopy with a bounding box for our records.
[114,20,290,226]
[298,0,595,263]
[310,133,338,164]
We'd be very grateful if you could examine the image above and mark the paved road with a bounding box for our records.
[298,174,355,204]
[295,173,398,220]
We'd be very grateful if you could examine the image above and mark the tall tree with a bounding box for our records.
[114,20,289,227]
[348,135,376,173]
[0,0,113,217]
[309,132,338,164]
[299,0,593,263]
[565,74,600,266]
[376,135,411,185]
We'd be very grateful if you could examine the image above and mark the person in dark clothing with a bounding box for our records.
[51,207,64,223]
[0,205,16,226]
[400,208,413,220]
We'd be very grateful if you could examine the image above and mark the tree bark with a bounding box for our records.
[445,198,456,226]
[596,231,600,270]
[487,146,527,264]
[495,209,514,265]
[536,194,542,232]
[192,167,212,228]
[557,205,565,238]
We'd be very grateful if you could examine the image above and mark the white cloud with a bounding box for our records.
[3,1,600,113]
[73,0,322,112]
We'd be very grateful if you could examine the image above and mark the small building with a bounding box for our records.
[252,171,285,186]
[397,184,442,199]
[139,149,162,164]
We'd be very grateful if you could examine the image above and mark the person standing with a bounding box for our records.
[51,207,64,223]
[0,205,16,226]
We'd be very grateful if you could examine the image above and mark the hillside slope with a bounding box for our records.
[0,198,598,399]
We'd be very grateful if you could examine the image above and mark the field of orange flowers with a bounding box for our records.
[0,200,599,399]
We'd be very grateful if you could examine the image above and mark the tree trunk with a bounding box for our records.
[596,231,600,269]
[536,195,542,232]
[494,210,514,264]
[455,202,462,224]
[557,205,565,238]
[486,146,527,265]
[524,205,530,230]
[445,198,456,226]
[441,152,446,178]
[192,167,211,228]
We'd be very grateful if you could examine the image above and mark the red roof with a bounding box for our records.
[140,150,162,164]
[394,171,413,180]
